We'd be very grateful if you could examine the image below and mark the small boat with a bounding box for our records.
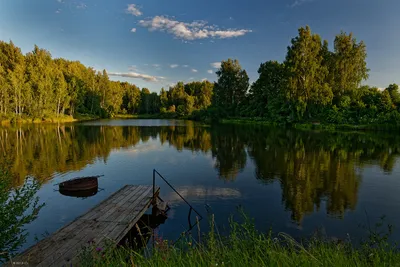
[59,176,99,192]
[59,187,98,198]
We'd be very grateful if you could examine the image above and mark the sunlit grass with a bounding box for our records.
[79,213,400,267]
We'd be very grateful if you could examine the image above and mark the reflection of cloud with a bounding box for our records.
[165,186,241,204]
[127,143,161,155]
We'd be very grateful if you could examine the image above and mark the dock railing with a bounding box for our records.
[152,169,203,243]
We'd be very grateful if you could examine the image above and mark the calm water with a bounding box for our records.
[2,119,400,253]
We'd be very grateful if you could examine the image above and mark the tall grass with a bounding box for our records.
[79,213,400,267]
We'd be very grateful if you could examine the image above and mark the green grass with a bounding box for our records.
[79,214,400,267]
[0,113,99,125]
[219,118,400,133]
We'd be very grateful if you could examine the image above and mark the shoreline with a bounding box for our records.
[2,114,400,133]
[0,114,99,126]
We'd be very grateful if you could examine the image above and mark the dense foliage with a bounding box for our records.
[0,41,214,121]
[2,25,400,125]
[0,163,44,262]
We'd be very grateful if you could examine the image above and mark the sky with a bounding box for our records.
[0,0,399,92]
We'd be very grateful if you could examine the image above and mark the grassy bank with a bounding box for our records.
[0,113,99,125]
[219,118,400,132]
[79,215,399,267]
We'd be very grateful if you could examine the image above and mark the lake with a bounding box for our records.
[2,119,400,253]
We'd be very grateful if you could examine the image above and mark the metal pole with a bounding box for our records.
[154,169,203,219]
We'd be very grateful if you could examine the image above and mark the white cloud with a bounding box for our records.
[126,4,142,16]
[57,0,64,3]
[207,69,213,74]
[201,78,207,82]
[170,64,179,68]
[210,62,221,69]
[55,9,61,13]
[191,69,198,73]
[128,65,138,71]
[131,28,137,33]
[138,16,251,41]
[76,3,87,9]
[108,71,161,82]
[152,64,160,68]
[189,77,194,80]
[290,0,315,8]
[182,65,189,68]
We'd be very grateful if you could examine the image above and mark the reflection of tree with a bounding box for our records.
[247,127,400,223]
[211,125,247,181]
[1,123,400,224]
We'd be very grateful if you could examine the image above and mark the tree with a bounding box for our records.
[121,82,141,114]
[285,26,333,117]
[0,41,27,116]
[25,45,55,117]
[331,32,369,97]
[159,87,169,109]
[380,89,394,112]
[249,61,286,117]
[53,66,68,116]
[213,59,249,116]
[385,84,400,106]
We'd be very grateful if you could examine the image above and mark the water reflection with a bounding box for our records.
[1,122,400,226]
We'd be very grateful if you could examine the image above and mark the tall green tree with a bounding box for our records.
[250,61,286,117]
[331,32,369,97]
[385,84,400,106]
[285,26,333,117]
[213,59,249,116]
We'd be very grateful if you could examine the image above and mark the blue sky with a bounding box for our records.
[0,0,399,92]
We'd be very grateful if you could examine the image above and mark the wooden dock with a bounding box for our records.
[9,185,158,267]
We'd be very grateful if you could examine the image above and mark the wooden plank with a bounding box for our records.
[46,187,154,266]
[95,186,146,222]
[51,187,157,266]
[8,185,157,267]
[14,186,136,263]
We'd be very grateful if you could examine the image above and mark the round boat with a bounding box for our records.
[59,176,99,192]
[59,187,98,198]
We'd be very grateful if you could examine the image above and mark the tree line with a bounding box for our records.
[0,40,213,120]
[211,26,400,125]
[1,25,400,124]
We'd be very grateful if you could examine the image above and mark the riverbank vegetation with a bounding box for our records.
[2,26,400,126]
[0,163,44,262]
[79,213,400,267]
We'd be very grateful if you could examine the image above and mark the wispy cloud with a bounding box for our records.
[201,78,208,82]
[191,69,198,73]
[57,0,64,3]
[152,64,161,68]
[131,28,137,33]
[170,64,179,68]
[128,65,138,71]
[126,4,142,16]
[182,65,189,68]
[55,8,62,14]
[108,71,162,83]
[210,62,221,69]
[290,0,315,8]
[138,16,252,41]
[76,3,87,9]
[207,69,213,74]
